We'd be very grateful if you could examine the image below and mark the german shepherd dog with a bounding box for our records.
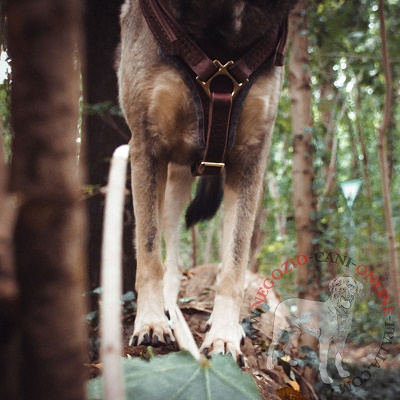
[117,0,298,363]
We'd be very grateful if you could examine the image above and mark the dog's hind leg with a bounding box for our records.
[129,149,175,347]
[283,326,301,366]
[162,163,194,325]
[267,329,283,369]
[333,339,350,378]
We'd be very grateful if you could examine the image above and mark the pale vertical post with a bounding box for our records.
[100,145,130,400]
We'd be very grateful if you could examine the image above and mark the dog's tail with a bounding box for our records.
[185,175,224,228]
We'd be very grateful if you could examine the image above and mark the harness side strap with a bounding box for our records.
[192,92,233,176]
[229,18,288,83]
[140,0,217,80]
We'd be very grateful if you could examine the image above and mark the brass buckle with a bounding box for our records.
[198,161,225,174]
[196,60,248,99]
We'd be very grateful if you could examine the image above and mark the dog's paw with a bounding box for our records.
[266,357,275,370]
[320,374,334,385]
[338,369,350,378]
[130,309,175,347]
[200,321,246,366]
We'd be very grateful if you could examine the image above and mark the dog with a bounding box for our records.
[117,0,298,363]
[266,276,363,383]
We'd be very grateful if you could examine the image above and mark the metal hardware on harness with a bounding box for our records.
[197,161,225,174]
[196,60,249,99]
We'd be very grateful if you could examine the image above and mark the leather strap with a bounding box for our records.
[139,0,288,175]
[192,92,233,175]
[140,0,217,79]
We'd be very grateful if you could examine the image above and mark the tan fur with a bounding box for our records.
[118,0,286,359]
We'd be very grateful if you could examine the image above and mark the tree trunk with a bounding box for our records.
[319,78,343,202]
[289,0,320,354]
[289,0,320,298]
[0,121,19,399]
[84,0,135,299]
[377,0,400,327]
[355,79,373,245]
[8,0,87,398]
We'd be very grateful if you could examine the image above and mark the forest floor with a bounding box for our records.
[86,264,400,400]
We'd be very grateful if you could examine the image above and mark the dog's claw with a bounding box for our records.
[238,354,245,367]
[152,335,160,347]
[165,310,170,320]
[241,336,245,346]
[163,333,172,345]
[130,335,138,347]
[141,333,151,345]
[202,347,209,356]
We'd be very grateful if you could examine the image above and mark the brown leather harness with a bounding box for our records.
[139,0,289,176]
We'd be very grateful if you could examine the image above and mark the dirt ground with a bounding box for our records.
[86,264,400,399]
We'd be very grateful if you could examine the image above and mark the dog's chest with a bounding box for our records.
[232,1,246,34]
[333,311,352,338]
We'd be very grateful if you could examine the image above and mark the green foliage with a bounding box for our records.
[349,297,383,344]
[83,184,102,198]
[0,58,12,160]
[83,101,124,117]
[85,288,137,326]
[88,351,261,400]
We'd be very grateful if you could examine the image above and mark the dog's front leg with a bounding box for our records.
[332,339,350,378]
[200,158,268,363]
[129,149,174,346]
[199,70,282,363]
[319,337,333,384]
[162,164,193,325]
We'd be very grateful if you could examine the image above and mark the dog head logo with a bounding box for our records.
[266,276,363,384]
[329,276,363,312]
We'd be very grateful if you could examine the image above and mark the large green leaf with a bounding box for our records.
[88,351,261,400]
